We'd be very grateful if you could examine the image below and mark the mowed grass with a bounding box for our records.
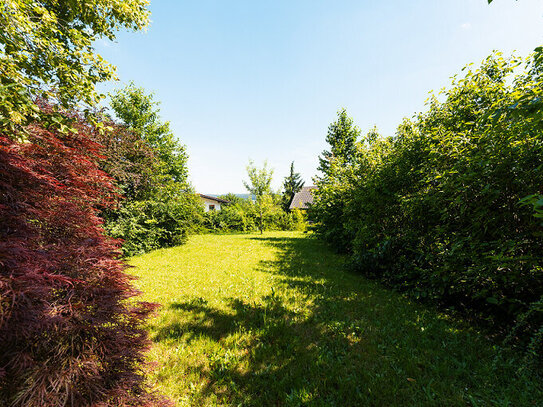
[129,232,542,406]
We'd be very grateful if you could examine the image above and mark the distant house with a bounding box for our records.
[199,194,229,212]
[289,186,316,210]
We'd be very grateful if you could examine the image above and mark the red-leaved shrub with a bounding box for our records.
[0,116,169,406]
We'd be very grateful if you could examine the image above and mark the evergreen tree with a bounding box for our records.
[317,108,360,177]
[282,161,304,211]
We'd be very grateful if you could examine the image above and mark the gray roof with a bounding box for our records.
[289,186,316,210]
[199,194,230,204]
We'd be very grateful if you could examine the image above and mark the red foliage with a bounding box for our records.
[0,117,170,406]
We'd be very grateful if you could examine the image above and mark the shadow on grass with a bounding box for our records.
[152,235,541,406]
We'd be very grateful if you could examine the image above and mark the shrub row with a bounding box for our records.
[105,191,203,256]
[202,200,306,233]
[311,51,543,363]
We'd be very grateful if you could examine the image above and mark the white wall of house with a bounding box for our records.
[201,197,222,212]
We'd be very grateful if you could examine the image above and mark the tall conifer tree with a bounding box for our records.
[282,162,304,211]
[317,108,360,178]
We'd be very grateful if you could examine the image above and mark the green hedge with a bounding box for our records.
[203,200,306,233]
[106,191,203,256]
[310,51,543,363]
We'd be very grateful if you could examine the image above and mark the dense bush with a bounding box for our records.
[203,204,253,232]
[290,208,307,231]
[202,161,308,234]
[202,197,306,233]
[0,115,167,406]
[106,189,204,256]
[311,51,543,362]
[311,109,364,253]
[93,85,201,256]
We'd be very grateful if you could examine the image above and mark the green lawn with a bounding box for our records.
[129,231,542,406]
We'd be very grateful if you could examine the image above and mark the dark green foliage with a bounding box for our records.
[106,189,204,256]
[281,162,304,211]
[310,159,359,253]
[317,108,360,175]
[97,85,200,256]
[311,110,368,252]
[109,83,188,184]
[311,51,543,362]
[91,119,158,201]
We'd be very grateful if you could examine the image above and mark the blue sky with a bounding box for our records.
[95,0,543,194]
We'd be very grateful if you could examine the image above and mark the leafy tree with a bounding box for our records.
[0,107,167,406]
[0,0,149,134]
[101,85,198,256]
[91,119,159,200]
[110,83,188,184]
[317,108,360,177]
[243,160,274,234]
[281,161,304,211]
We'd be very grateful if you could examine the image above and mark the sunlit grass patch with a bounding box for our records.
[130,232,542,406]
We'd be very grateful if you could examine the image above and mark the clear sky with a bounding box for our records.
[95,0,543,194]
